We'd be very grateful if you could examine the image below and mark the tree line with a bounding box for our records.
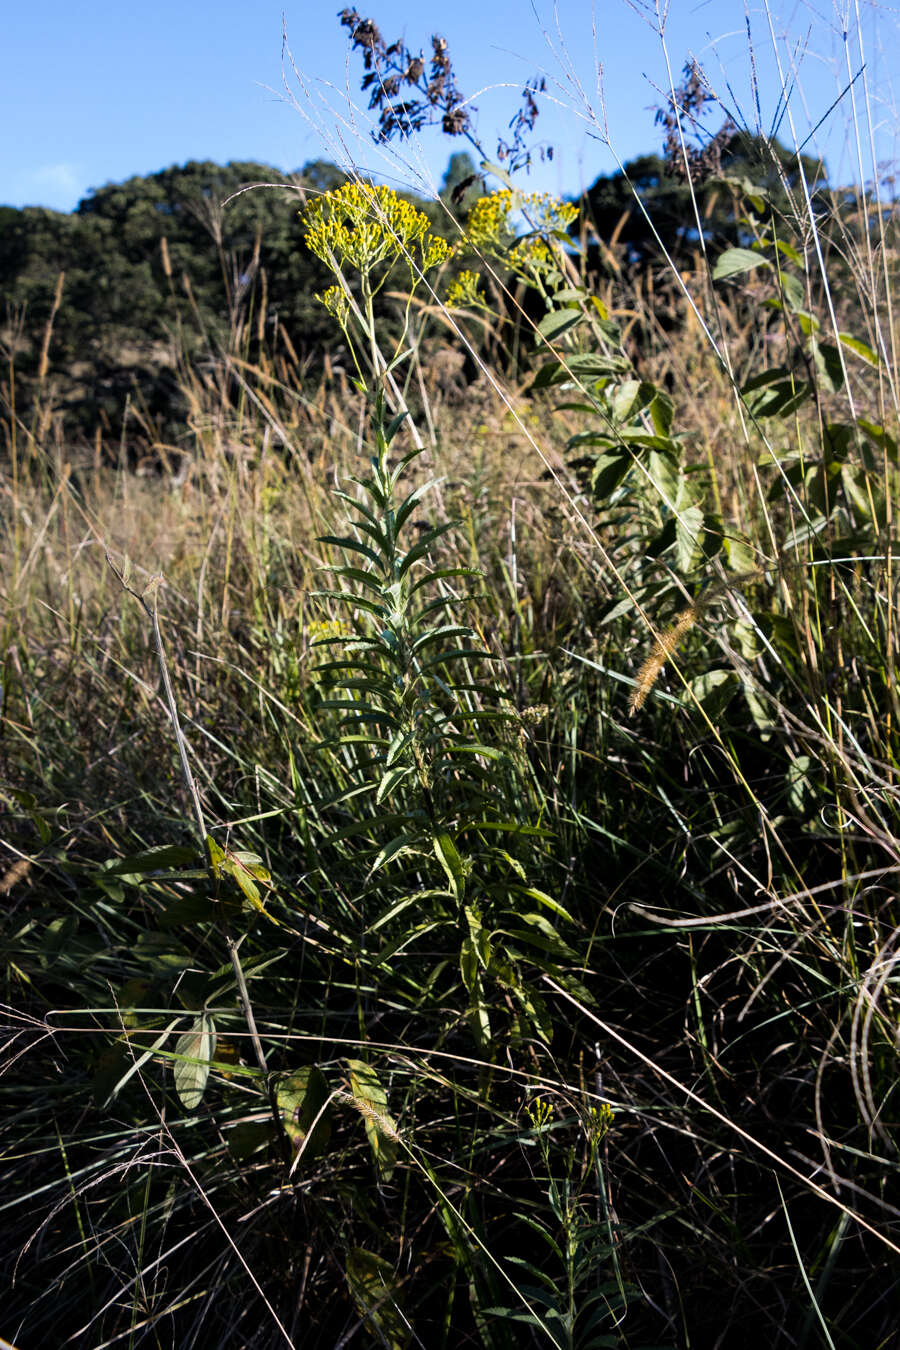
[0,136,831,457]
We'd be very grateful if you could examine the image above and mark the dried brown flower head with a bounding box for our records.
[338,9,552,171]
[655,60,736,184]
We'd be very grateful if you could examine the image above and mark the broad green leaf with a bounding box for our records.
[744,684,775,739]
[645,449,680,504]
[397,522,454,578]
[158,893,228,929]
[383,409,408,444]
[778,271,805,311]
[712,247,772,280]
[611,379,643,422]
[277,1065,332,1159]
[468,994,491,1049]
[479,158,516,189]
[395,477,442,533]
[650,388,675,435]
[412,624,475,653]
[589,453,631,500]
[857,418,898,463]
[687,670,738,718]
[226,1120,276,1161]
[843,464,886,527]
[376,764,415,803]
[345,1248,409,1350]
[786,754,817,817]
[367,891,450,934]
[173,1012,216,1111]
[347,1060,398,1180]
[134,932,193,973]
[724,531,757,574]
[535,307,583,343]
[813,341,844,394]
[710,174,770,212]
[370,833,423,874]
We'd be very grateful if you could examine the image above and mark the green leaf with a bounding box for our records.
[395,478,442,534]
[519,887,576,925]
[345,1248,409,1350]
[611,379,643,422]
[839,331,880,366]
[645,449,680,504]
[173,1012,216,1111]
[370,833,423,874]
[433,831,466,902]
[277,1065,332,1159]
[843,464,886,528]
[398,521,454,576]
[158,892,229,928]
[724,532,757,574]
[480,159,516,190]
[712,247,772,280]
[383,409,409,444]
[741,368,811,418]
[778,271,805,311]
[686,670,738,718]
[675,505,705,572]
[464,904,491,968]
[317,533,384,569]
[813,341,844,394]
[104,844,198,876]
[535,307,583,343]
[226,1120,276,1161]
[376,764,415,803]
[857,418,898,464]
[589,453,631,501]
[650,388,675,436]
[530,352,628,391]
[346,1060,398,1180]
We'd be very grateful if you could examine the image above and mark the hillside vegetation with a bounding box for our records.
[2,18,899,1350]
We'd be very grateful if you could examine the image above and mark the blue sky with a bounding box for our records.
[3,0,898,212]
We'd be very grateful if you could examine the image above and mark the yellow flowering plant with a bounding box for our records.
[305,175,581,1055]
[455,188,578,302]
[304,180,449,386]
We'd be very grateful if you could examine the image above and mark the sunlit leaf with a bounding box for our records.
[173,1012,216,1111]
[347,1060,398,1179]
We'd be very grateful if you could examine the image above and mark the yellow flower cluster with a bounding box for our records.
[304,182,450,278]
[445,269,483,309]
[307,617,352,644]
[586,1101,614,1143]
[318,284,350,326]
[527,1096,555,1131]
[464,189,577,254]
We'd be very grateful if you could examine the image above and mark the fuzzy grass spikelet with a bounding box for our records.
[629,605,699,715]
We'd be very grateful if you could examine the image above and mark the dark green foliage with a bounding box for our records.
[1,160,344,445]
[581,134,826,266]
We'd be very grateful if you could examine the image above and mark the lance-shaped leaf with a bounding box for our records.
[173,1012,216,1111]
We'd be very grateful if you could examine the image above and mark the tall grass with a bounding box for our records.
[2,6,899,1347]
